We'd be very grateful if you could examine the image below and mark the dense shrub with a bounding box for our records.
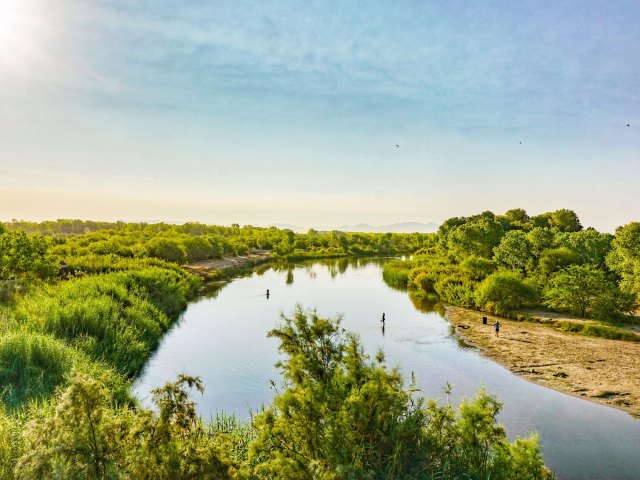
[0,331,128,408]
[475,271,536,316]
[14,268,199,376]
[434,275,476,307]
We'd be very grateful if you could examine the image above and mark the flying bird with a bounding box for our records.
[627,124,630,127]
[396,144,399,148]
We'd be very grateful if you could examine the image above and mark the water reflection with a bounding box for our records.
[135,258,640,480]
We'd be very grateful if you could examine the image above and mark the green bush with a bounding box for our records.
[462,256,496,280]
[382,260,412,288]
[434,275,476,307]
[248,307,551,479]
[475,271,536,316]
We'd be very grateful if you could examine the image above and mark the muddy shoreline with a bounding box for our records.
[183,250,272,278]
[445,305,640,416]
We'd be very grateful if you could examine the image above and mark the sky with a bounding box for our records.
[1,0,639,232]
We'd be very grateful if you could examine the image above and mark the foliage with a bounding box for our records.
[15,373,233,480]
[382,259,414,288]
[444,213,504,260]
[538,248,579,275]
[248,307,427,478]
[14,268,199,377]
[548,209,582,232]
[387,208,639,335]
[544,265,634,319]
[5,220,433,267]
[526,227,554,258]
[461,256,496,281]
[0,231,58,281]
[433,275,476,307]
[475,271,536,315]
[493,230,533,272]
[556,229,612,269]
[0,330,128,409]
[247,307,551,479]
[606,222,640,302]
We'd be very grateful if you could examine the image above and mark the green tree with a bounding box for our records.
[538,248,579,275]
[557,230,612,268]
[606,222,640,302]
[0,231,58,280]
[475,271,536,315]
[128,375,232,479]
[17,374,232,480]
[493,230,534,272]
[544,265,631,318]
[146,237,188,264]
[461,256,496,281]
[526,227,554,258]
[548,209,582,232]
[16,373,129,479]
[446,216,504,260]
[249,306,427,479]
[500,208,530,229]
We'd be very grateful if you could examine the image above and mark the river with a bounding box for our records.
[134,258,640,480]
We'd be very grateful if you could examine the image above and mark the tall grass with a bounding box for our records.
[14,267,199,376]
[0,266,201,411]
[382,260,413,288]
[0,330,129,409]
[555,320,640,342]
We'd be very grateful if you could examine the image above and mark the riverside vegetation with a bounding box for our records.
[383,209,640,341]
[0,220,552,478]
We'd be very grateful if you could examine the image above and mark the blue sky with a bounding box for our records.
[1,0,639,231]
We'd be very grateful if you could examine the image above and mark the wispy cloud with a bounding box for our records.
[1,0,639,231]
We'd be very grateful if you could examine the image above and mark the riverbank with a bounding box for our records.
[445,306,640,416]
[183,250,272,279]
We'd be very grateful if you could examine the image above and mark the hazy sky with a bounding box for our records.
[1,0,639,231]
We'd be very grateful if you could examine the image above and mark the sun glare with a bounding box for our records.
[0,0,44,72]
[0,0,21,40]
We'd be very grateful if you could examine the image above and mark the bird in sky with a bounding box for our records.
[396,144,399,148]
[627,124,630,127]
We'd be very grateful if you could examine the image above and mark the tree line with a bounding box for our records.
[3,220,432,271]
[384,209,639,324]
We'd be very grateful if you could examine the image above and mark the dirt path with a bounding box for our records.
[445,306,640,416]
[184,250,271,276]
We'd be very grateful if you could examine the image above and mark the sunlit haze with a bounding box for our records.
[1,0,639,231]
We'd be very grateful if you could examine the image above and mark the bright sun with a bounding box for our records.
[0,0,43,71]
[0,0,21,40]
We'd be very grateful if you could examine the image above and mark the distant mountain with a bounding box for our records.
[267,223,307,232]
[335,222,439,233]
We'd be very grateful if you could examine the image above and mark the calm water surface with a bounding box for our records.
[134,258,640,480]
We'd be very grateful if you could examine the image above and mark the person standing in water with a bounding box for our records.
[493,321,501,337]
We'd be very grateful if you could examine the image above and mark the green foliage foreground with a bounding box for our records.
[0,267,200,410]
[2,308,552,479]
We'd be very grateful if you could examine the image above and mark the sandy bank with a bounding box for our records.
[183,250,271,276]
[445,306,640,416]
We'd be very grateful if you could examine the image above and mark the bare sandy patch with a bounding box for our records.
[184,250,271,276]
[445,306,640,416]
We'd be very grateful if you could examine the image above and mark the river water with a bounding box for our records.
[134,258,640,480]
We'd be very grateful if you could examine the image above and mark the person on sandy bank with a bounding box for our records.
[493,321,501,337]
